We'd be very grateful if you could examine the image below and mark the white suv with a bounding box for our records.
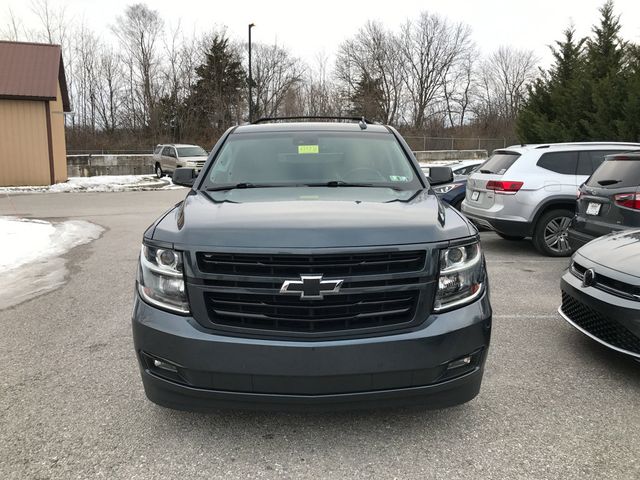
[153,144,208,178]
[461,142,640,256]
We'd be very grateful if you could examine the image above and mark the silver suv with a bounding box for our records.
[153,144,208,178]
[461,142,640,256]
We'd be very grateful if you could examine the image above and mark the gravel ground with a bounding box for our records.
[1,190,639,480]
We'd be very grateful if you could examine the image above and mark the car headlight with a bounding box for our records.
[137,244,189,314]
[433,183,462,194]
[434,242,484,312]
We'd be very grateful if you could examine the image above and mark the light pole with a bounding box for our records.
[248,23,255,122]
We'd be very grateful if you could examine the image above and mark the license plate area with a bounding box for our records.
[471,190,480,201]
[586,202,601,215]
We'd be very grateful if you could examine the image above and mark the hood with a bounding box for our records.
[180,156,207,162]
[151,188,474,249]
[576,229,640,278]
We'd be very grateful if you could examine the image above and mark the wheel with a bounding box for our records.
[155,163,164,178]
[496,232,525,241]
[533,209,574,257]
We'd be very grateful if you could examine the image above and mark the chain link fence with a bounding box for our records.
[403,136,511,153]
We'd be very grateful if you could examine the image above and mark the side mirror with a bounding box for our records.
[427,166,454,186]
[172,168,197,187]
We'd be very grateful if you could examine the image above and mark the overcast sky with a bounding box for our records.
[2,0,640,67]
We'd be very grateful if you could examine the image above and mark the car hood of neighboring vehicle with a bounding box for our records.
[576,229,640,277]
[180,156,207,162]
[150,188,474,248]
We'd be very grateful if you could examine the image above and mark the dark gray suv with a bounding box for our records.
[132,118,492,411]
[569,152,640,250]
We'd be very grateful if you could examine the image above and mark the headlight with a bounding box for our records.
[433,184,462,194]
[434,242,484,312]
[137,244,189,314]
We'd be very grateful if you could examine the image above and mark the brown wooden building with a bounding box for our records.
[0,41,71,186]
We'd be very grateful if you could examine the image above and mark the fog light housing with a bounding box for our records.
[447,356,472,370]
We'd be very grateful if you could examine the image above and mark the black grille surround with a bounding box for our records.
[561,291,640,355]
[205,290,419,333]
[571,261,640,301]
[188,248,436,339]
[197,251,426,277]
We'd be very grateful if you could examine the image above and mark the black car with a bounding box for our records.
[569,152,640,250]
[560,229,640,359]
[132,118,492,411]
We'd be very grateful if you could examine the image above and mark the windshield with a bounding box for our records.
[177,146,207,157]
[202,132,421,191]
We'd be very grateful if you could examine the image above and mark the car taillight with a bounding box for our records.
[614,193,640,210]
[486,180,524,195]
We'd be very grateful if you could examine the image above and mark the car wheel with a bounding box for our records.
[533,209,574,257]
[155,164,163,178]
[496,232,525,241]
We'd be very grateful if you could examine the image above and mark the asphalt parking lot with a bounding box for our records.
[1,190,639,480]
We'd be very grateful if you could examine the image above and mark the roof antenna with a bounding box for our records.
[359,116,367,130]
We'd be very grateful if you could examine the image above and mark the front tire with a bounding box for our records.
[533,209,574,257]
[155,163,164,178]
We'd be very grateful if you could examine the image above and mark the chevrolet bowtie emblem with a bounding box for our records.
[279,275,343,300]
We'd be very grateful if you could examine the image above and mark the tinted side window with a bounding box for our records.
[587,160,640,188]
[577,150,620,175]
[161,147,172,156]
[154,145,162,154]
[536,151,578,175]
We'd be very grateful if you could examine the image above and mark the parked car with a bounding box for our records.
[133,117,492,411]
[462,142,640,256]
[422,160,485,210]
[152,143,208,178]
[568,152,640,251]
[559,229,640,359]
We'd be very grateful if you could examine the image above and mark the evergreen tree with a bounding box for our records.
[581,0,627,139]
[185,35,246,134]
[348,74,386,122]
[516,27,586,142]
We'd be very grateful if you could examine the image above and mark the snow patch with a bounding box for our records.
[0,217,104,310]
[0,175,168,193]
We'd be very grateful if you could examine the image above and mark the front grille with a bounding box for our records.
[197,251,426,277]
[204,290,419,334]
[571,261,640,301]
[561,291,640,354]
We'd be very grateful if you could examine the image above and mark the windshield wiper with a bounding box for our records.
[206,183,292,192]
[479,169,493,174]
[305,180,405,191]
[597,179,621,186]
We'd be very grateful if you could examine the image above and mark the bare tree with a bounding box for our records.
[443,49,479,128]
[398,12,473,128]
[476,46,538,125]
[94,48,124,133]
[0,8,25,41]
[112,3,164,130]
[251,43,305,118]
[335,21,405,123]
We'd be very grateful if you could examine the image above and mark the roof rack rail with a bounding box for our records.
[252,116,375,128]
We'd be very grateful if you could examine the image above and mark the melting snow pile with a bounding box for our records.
[0,217,104,309]
[0,175,166,193]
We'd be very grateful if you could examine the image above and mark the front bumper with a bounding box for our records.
[132,290,492,411]
[559,270,640,359]
[462,211,531,237]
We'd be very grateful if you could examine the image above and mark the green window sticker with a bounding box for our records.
[389,175,409,182]
[298,145,319,154]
